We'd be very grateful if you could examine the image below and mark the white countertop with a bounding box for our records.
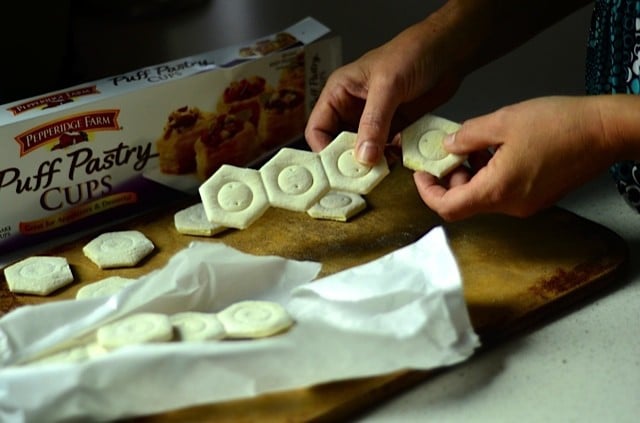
[357,171,640,423]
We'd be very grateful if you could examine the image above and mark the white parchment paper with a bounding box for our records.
[0,226,479,422]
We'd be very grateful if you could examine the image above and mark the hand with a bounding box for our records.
[305,22,462,165]
[414,96,614,221]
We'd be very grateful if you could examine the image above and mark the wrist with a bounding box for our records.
[591,94,640,161]
[408,2,478,78]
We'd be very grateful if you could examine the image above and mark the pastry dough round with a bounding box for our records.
[218,181,254,212]
[97,313,173,349]
[218,301,294,338]
[336,149,370,178]
[170,312,226,342]
[320,191,353,208]
[28,344,91,365]
[418,130,449,160]
[277,165,314,195]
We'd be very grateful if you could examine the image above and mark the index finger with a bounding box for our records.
[305,92,342,152]
[355,77,400,165]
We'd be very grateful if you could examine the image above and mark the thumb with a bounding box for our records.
[355,79,399,165]
[443,122,499,155]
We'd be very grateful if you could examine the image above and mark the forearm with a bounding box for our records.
[402,0,593,77]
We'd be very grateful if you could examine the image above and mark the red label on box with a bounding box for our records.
[14,110,121,156]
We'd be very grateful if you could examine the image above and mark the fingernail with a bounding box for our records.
[356,141,380,164]
[444,133,455,145]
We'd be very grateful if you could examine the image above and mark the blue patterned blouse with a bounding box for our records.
[586,0,640,211]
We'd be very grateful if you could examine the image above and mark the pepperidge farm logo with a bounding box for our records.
[14,110,121,156]
[3,109,152,234]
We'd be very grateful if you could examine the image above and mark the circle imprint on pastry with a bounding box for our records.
[118,318,155,337]
[85,277,132,298]
[418,130,448,160]
[99,234,135,252]
[319,192,352,209]
[97,313,172,348]
[277,165,313,195]
[170,312,225,341]
[217,181,253,211]
[337,149,371,178]
[180,317,206,332]
[233,304,271,323]
[19,260,59,279]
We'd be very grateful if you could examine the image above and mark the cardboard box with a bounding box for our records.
[0,17,342,257]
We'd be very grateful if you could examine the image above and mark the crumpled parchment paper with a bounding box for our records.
[0,226,479,422]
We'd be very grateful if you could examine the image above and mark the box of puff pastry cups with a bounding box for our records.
[0,17,341,257]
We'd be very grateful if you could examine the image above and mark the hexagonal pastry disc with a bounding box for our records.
[198,164,270,229]
[401,113,467,178]
[174,203,227,237]
[3,256,74,296]
[82,230,155,269]
[75,276,137,300]
[307,190,367,222]
[319,131,390,194]
[260,148,330,212]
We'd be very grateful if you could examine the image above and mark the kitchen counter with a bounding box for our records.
[356,171,640,423]
[2,168,633,423]
[2,160,635,423]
